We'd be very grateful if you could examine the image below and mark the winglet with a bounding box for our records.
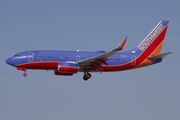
[114,36,127,51]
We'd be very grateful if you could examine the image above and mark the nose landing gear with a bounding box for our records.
[23,73,27,77]
[17,67,27,77]
[83,72,91,81]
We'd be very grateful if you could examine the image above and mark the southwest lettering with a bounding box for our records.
[146,38,151,44]
[139,46,144,51]
[139,23,164,51]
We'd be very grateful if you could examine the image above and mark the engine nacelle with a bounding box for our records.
[58,62,77,73]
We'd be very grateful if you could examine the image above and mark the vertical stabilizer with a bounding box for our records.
[137,21,169,55]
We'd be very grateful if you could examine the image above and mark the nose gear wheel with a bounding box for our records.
[23,73,27,77]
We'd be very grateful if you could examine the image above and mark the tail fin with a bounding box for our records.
[137,21,169,56]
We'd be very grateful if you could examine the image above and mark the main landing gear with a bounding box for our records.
[83,72,91,81]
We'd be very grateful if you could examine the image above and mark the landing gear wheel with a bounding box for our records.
[83,75,88,81]
[83,72,91,81]
[23,73,27,77]
[87,73,91,78]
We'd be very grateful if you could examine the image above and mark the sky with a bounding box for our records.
[0,0,180,120]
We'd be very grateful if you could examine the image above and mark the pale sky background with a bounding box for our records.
[0,0,180,120]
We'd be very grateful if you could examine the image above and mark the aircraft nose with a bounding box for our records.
[6,58,12,65]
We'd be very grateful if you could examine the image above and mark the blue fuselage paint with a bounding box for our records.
[6,48,141,67]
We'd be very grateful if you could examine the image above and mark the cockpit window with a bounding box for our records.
[13,55,22,57]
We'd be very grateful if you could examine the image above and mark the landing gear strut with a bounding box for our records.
[83,72,91,81]
[23,73,27,77]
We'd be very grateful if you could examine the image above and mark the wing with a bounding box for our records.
[77,37,127,69]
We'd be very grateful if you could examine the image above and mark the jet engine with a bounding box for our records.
[54,62,78,76]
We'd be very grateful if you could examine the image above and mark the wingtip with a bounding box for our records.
[119,37,127,50]
[114,37,127,51]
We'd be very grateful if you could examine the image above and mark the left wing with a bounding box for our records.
[77,37,127,69]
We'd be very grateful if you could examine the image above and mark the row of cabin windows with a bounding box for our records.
[108,58,128,61]
[65,57,88,59]
[65,57,128,61]
[35,56,62,59]
[35,56,128,61]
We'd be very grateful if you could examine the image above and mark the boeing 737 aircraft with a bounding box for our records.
[6,21,172,81]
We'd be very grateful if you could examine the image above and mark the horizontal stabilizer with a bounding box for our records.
[147,52,173,60]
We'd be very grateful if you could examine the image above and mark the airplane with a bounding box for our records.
[6,21,173,81]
